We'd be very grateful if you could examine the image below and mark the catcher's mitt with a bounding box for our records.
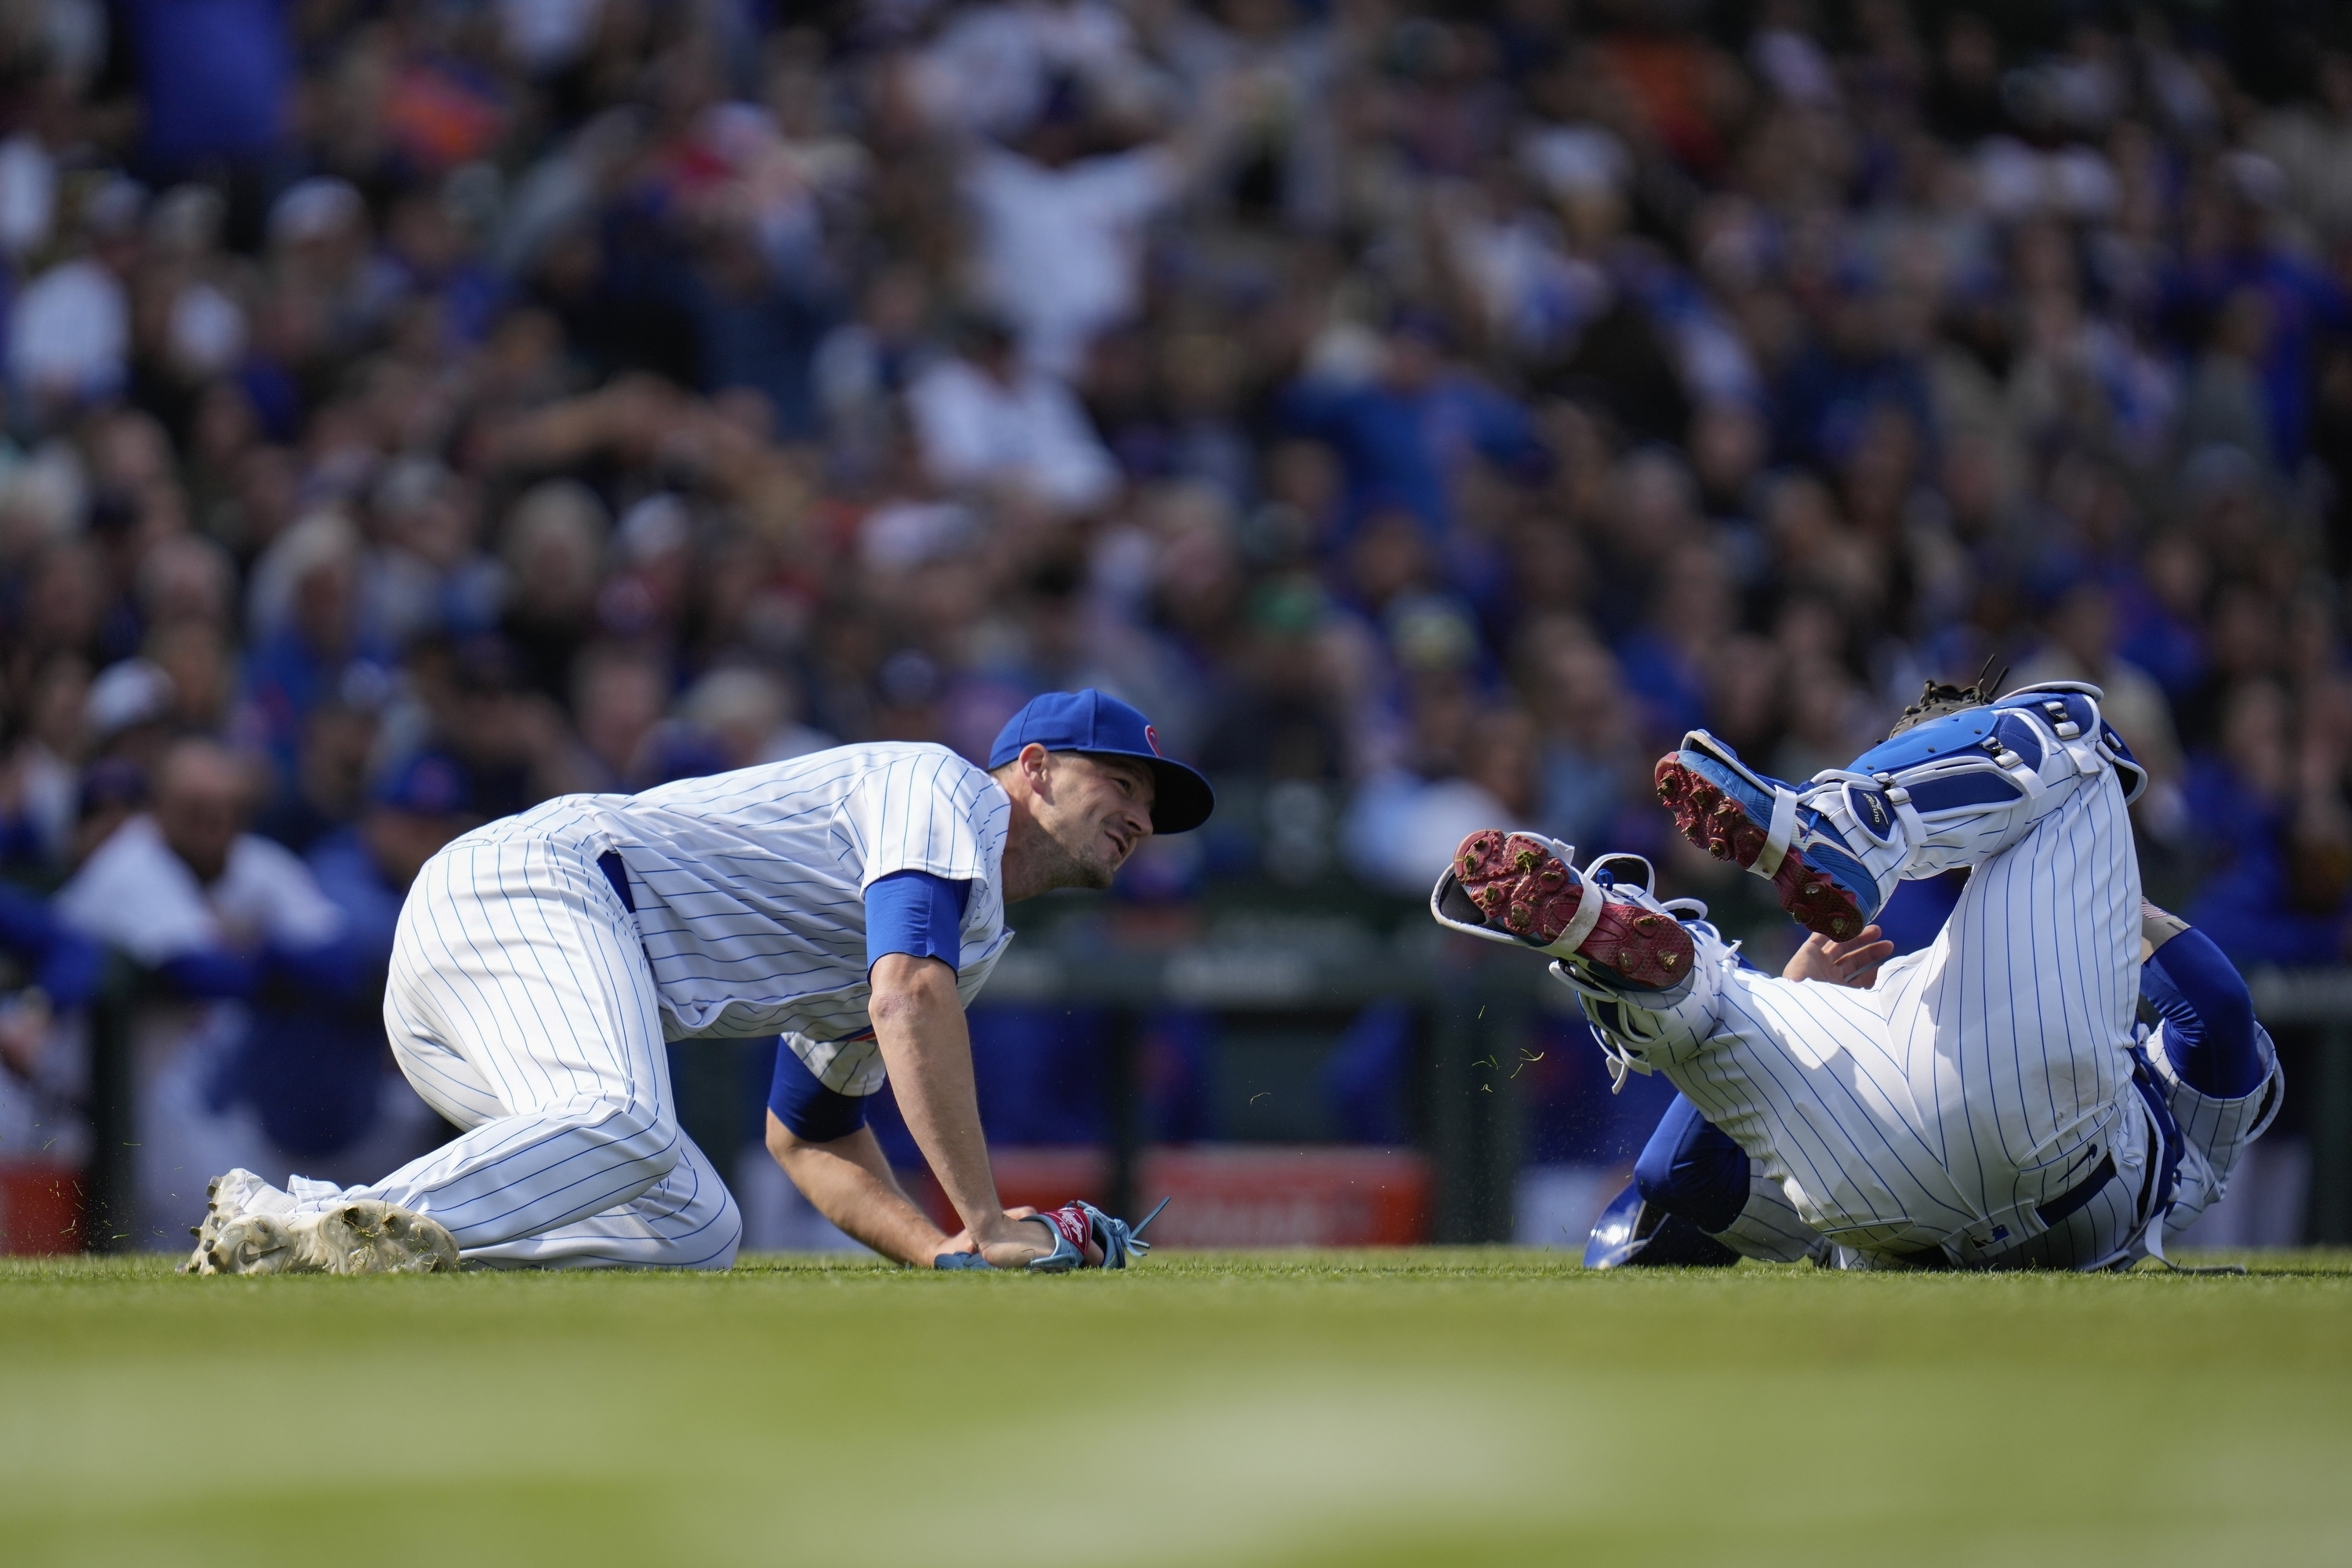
[1886,660,2006,737]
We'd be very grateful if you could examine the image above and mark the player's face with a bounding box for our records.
[1045,754,1156,887]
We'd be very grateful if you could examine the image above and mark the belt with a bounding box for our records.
[2027,1051,2180,1237]
[1867,1152,2114,1269]
[597,851,636,913]
[2034,1149,2117,1229]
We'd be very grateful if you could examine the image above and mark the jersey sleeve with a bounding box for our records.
[865,869,971,974]
[838,750,996,891]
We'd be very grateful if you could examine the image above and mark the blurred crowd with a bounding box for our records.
[3,0,2352,1235]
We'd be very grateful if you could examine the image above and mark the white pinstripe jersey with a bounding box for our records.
[1602,762,2145,1256]
[463,743,1013,1091]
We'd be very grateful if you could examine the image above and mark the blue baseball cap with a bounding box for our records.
[988,688,1214,834]
[372,752,471,817]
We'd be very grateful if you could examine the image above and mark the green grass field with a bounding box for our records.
[3,1250,2347,1566]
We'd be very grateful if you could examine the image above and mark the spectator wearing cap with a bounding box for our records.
[251,697,383,857]
[82,656,177,779]
[1340,681,1534,895]
[305,753,474,965]
[265,176,401,356]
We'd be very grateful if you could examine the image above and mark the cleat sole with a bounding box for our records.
[1652,757,1867,941]
[1450,830,1693,987]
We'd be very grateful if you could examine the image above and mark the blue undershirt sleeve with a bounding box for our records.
[2142,928,2266,1099]
[776,873,971,1144]
[864,869,971,976]
[768,1040,869,1143]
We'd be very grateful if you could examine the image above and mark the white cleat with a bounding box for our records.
[188,1197,459,1276]
[183,1168,289,1272]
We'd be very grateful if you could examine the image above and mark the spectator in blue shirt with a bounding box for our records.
[2166,158,2351,470]
[121,0,295,180]
[2183,681,2352,967]
[1281,314,1551,538]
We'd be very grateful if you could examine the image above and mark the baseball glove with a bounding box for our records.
[935,1196,1169,1271]
[1886,659,2006,736]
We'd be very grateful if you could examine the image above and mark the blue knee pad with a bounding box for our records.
[2143,929,2265,1099]
[1633,1094,1751,1235]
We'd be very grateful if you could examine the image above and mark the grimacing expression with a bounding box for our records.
[1042,753,1156,888]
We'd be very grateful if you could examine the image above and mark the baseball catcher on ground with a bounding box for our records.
[1433,675,2281,1270]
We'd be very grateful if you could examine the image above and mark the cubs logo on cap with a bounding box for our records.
[989,690,1214,833]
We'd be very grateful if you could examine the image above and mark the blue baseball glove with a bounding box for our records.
[934,1197,1170,1271]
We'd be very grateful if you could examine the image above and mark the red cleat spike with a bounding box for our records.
[1650,754,1867,942]
[1446,829,1693,987]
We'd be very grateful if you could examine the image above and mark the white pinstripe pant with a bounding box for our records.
[350,828,741,1269]
[1594,765,2194,1269]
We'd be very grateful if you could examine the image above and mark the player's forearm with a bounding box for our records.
[767,1117,947,1267]
[866,955,1015,1241]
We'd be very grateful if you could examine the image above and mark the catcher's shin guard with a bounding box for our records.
[1653,732,1883,940]
[1655,681,2142,938]
[1432,831,1694,989]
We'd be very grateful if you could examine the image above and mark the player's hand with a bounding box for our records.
[1784,925,1893,989]
[976,1214,1058,1269]
[973,1210,1102,1269]
[932,1206,1043,1265]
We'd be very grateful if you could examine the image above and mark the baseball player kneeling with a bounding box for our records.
[1433,676,2282,1271]
[188,689,1210,1276]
